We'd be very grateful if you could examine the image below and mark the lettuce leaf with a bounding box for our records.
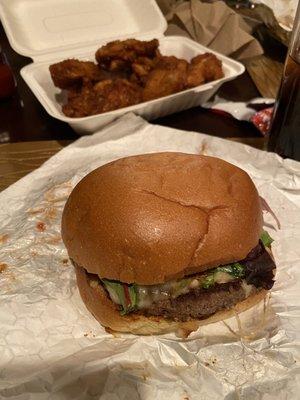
[260,231,274,248]
[125,284,138,315]
[214,263,245,278]
[202,274,215,289]
[102,279,138,315]
[202,263,245,289]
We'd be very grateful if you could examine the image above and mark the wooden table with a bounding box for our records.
[0,137,267,192]
[0,140,69,192]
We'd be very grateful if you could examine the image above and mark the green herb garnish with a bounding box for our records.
[260,231,274,248]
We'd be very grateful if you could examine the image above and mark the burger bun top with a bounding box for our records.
[62,152,262,284]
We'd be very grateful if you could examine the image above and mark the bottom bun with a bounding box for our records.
[75,265,269,336]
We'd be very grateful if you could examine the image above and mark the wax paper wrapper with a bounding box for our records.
[0,114,300,399]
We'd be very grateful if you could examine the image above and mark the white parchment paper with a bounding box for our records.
[0,114,300,399]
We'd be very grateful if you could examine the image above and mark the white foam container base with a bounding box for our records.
[21,36,245,134]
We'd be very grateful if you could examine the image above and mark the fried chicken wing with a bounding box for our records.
[142,56,188,101]
[186,53,224,88]
[107,59,129,73]
[62,79,142,117]
[62,83,104,118]
[94,79,142,113]
[131,55,188,86]
[50,39,224,118]
[95,39,159,71]
[156,55,187,69]
[49,59,104,90]
[132,57,157,78]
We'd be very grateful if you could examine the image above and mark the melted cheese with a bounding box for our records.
[214,271,235,284]
[101,269,244,310]
[135,272,235,309]
[241,281,254,298]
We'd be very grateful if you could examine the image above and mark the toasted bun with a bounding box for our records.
[75,265,268,336]
[62,152,262,285]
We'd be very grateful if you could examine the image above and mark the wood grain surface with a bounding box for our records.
[246,55,283,98]
[0,138,266,192]
[0,141,69,192]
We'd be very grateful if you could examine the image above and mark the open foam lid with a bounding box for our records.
[0,0,167,62]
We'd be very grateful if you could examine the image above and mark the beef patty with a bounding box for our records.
[74,241,275,322]
[144,280,254,322]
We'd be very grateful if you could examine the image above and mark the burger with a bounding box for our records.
[61,152,276,335]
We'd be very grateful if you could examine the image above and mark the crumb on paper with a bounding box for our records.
[44,235,62,245]
[123,362,151,381]
[44,207,57,220]
[27,206,57,220]
[36,222,46,232]
[61,258,69,265]
[26,207,44,215]
[3,270,16,282]
[30,249,37,257]
[182,391,190,400]
[141,372,150,381]
[83,331,96,338]
[0,263,8,273]
[0,234,9,245]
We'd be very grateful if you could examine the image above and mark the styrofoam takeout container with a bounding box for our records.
[0,0,245,135]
